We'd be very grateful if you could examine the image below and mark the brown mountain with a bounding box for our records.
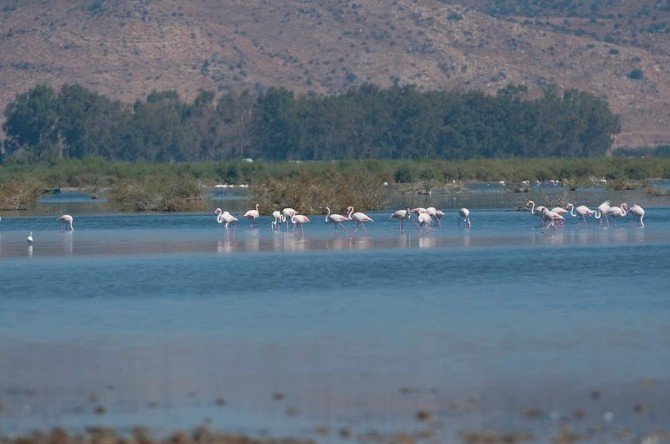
[1,0,670,150]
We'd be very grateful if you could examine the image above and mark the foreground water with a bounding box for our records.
[1,195,669,442]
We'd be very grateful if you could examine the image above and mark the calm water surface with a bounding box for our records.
[1,193,669,442]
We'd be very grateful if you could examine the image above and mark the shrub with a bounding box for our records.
[0,179,43,210]
[628,69,644,80]
[250,168,389,214]
[109,176,205,212]
[394,164,413,183]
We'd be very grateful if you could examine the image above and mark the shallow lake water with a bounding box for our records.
[1,191,669,442]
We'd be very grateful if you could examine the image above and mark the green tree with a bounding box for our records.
[3,84,59,159]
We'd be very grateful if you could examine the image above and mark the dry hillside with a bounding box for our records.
[1,0,670,149]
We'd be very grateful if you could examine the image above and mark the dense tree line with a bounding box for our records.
[1,83,620,162]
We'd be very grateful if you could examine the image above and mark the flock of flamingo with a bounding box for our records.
[6,199,646,244]
[214,199,646,235]
[527,200,646,228]
[214,205,472,234]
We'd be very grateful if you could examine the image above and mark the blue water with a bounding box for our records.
[1,202,670,442]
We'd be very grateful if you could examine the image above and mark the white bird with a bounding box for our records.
[282,208,297,232]
[57,214,74,231]
[291,214,310,233]
[550,206,569,217]
[416,212,433,235]
[526,200,547,217]
[628,204,645,227]
[390,208,411,231]
[347,206,374,235]
[597,200,612,225]
[271,210,285,230]
[458,208,471,228]
[540,208,564,229]
[27,232,33,243]
[566,203,600,224]
[607,203,628,226]
[434,210,446,227]
[243,204,260,227]
[325,206,349,232]
[426,207,445,228]
[411,207,427,214]
[215,208,238,229]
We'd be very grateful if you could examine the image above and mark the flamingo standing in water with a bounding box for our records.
[566,203,600,224]
[57,214,74,231]
[458,208,472,228]
[390,208,411,231]
[607,203,628,226]
[426,207,444,228]
[282,208,297,232]
[540,207,564,229]
[628,204,645,227]
[325,207,349,232]
[215,208,238,230]
[597,201,612,225]
[416,212,432,236]
[243,204,260,228]
[526,200,548,226]
[27,232,33,243]
[434,210,445,227]
[271,210,285,230]
[291,214,310,234]
[347,206,373,235]
[411,207,427,215]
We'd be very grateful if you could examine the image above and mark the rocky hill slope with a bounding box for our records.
[1,0,669,150]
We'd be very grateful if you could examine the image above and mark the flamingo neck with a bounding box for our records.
[567,204,576,217]
[528,201,535,214]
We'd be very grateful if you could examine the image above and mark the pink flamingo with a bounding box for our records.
[282,208,297,232]
[347,206,373,235]
[597,200,612,225]
[416,212,432,236]
[566,203,600,224]
[458,208,471,228]
[526,200,548,226]
[325,206,349,232]
[271,210,285,230]
[243,204,260,228]
[426,207,444,228]
[434,210,445,227]
[291,214,310,234]
[390,208,411,231]
[607,203,628,226]
[411,207,427,215]
[628,204,645,227]
[57,214,74,231]
[550,206,569,216]
[215,208,238,230]
[540,207,564,230]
